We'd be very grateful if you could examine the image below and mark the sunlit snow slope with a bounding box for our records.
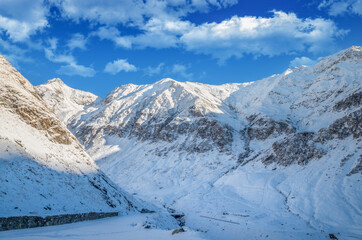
[39,47,362,239]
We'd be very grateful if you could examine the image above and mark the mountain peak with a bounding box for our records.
[312,46,362,73]
[155,78,178,84]
[347,45,361,52]
[46,78,65,85]
[337,45,361,59]
[37,79,98,124]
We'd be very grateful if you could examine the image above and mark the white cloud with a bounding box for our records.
[44,38,96,77]
[130,18,192,49]
[145,63,165,76]
[93,11,347,62]
[171,64,193,79]
[0,1,350,68]
[0,0,48,41]
[92,19,193,49]
[319,0,362,16]
[0,0,237,43]
[67,33,87,50]
[289,56,317,67]
[56,63,96,77]
[52,0,237,26]
[144,62,193,79]
[180,11,348,62]
[0,38,32,67]
[91,27,132,48]
[104,59,137,75]
[45,50,75,64]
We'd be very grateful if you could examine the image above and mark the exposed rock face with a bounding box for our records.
[317,108,362,142]
[264,132,325,166]
[247,114,295,141]
[334,92,362,111]
[0,57,73,145]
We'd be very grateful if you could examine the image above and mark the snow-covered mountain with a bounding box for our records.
[0,55,144,218]
[37,78,99,124]
[38,46,362,239]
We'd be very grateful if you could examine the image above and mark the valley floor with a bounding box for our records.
[0,213,205,240]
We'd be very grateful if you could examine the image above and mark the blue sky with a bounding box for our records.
[0,0,361,97]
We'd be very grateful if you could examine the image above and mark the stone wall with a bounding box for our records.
[0,212,118,231]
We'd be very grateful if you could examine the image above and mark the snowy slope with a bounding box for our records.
[0,55,146,217]
[38,47,362,239]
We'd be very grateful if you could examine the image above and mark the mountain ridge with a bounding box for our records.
[36,46,362,239]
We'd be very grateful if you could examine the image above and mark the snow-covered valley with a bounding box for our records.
[0,46,361,240]
[0,213,205,240]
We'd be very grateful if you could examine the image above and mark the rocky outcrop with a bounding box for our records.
[0,212,118,231]
[246,115,295,140]
[0,56,73,145]
[334,91,362,111]
[263,132,325,166]
[317,108,362,142]
[73,115,234,153]
[0,92,74,145]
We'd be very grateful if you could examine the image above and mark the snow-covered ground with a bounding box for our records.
[0,213,205,240]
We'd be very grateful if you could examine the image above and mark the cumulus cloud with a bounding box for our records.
[93,10,347,62]
[0,0,237,43]
[0,38,32,67]
[56,63,96,77]
[54,0,238,50]
[104,59,137,74]
[91,27,132,48]
[0,1,351,70]
[180,11,348,62]
[44,38,96,77]
[52,0,237,26]
[289,56,317,67]
[144,63,165,76]
[144,62,193,79]
[0,0,48,41]
[132,18,193,49]
[92,19,192,49]
[67,33,87,50]
[319,0,362,16]
[171,64,193,79]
